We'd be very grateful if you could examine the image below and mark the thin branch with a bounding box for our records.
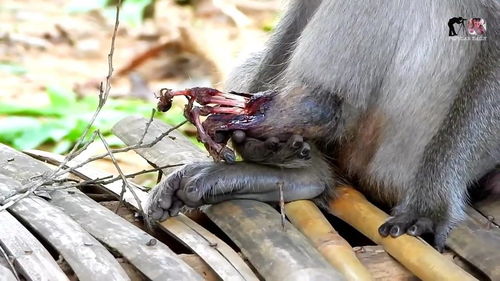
[53,119,187,178]
[62,0,121,165]
[0,1,122,212]
[45,162,184,190]
[96,130,144,216]
[0,244,21,281]
[278,180,286,231]
[138,109,156,145]
[1,117,186,208]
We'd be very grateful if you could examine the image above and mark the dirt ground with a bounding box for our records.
[0,0,278,180]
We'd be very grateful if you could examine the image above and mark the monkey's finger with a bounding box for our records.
[378,223,391,237]
[231,130,246,143]
[169,199,184,217]
[150,208,166,221]
[379,218,411,237]
[214,131,230,143]
[265,136,280,151]
[290,135,304,149]
[407,218,434,236]
[389,224,406,237]
[300,143,311,159]
[433,224,450,253]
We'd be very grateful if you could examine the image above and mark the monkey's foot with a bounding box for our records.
[145,163,209,222]
[156,87,276,163]
[378,214,450,251]
[145,161,328,224]
[231,130,312,168]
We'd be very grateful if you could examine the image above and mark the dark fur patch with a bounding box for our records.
[338,108,386,177]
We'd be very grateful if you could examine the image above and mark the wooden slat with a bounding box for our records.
[112,116,260,281]
[206,200,345,281]
[50,189,203,281]
[329,186,477,281]
[0,208,69,281]
[25,149,257,281]
[354,246,418,281]
[0,145,130,281]
[16,150,202,281]
[447,207,500,280]
[474,195,500,227]
[0,263,17,281]
[284,200,373,281]
[112,116,345,281]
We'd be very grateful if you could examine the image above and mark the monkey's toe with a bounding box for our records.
[285,135,311,160]
[379,215,434,238]
[144,167,191,224]
[406,218,434,236]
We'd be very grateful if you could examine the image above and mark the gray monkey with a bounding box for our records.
[146,0,499,250]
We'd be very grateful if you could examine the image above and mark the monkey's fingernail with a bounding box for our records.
[291,135,303,148]
[407,225,418,235]
[300,143,311,157]
[221,147,236,164]
[390,225,402,237]
[378,224,390,237]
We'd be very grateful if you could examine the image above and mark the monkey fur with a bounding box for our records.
[146,0,499,250]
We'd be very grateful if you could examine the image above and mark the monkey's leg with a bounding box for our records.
[379,67,499,251]
[145,149,333,223]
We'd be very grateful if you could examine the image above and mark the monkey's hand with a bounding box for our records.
[378,208,452,251]
[231,130,312,168]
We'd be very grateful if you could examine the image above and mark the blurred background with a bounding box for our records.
[0,0,280,185]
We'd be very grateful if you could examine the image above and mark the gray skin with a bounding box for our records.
[146,0,500,250]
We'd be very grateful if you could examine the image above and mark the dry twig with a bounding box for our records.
[0,1,122,212]
[278,180,286,231]
[0,0,186,213]
[0,244,21,281]
[44,163,184,190]
[53,118,187,179]
[95,131,145,215]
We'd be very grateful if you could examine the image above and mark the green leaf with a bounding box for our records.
[10,118,76,150]
[0,62,27,75]
[14,126,50,150]
[45,85,76,109]
[0,117,42,144]
[117,0,153,27]
[66,0,108,13]
[52,139,73,154]
[0,103,63,116]
[104,134,124,147]
[42,119,78,141]
[65,119,92,141]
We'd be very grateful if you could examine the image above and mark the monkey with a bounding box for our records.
[145,0,499,250]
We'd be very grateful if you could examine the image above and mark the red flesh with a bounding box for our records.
[156,87,275,162]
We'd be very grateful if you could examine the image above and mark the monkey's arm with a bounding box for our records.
[226,0,323,93]
[145,149,333,222]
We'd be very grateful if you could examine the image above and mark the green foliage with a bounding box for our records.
[67,0,154,27]
[262,14,280,32]
[0,62,27,76]
[0,86,186,153]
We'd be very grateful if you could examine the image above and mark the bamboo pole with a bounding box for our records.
[328,186,478,281]
[285,200,373,281]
